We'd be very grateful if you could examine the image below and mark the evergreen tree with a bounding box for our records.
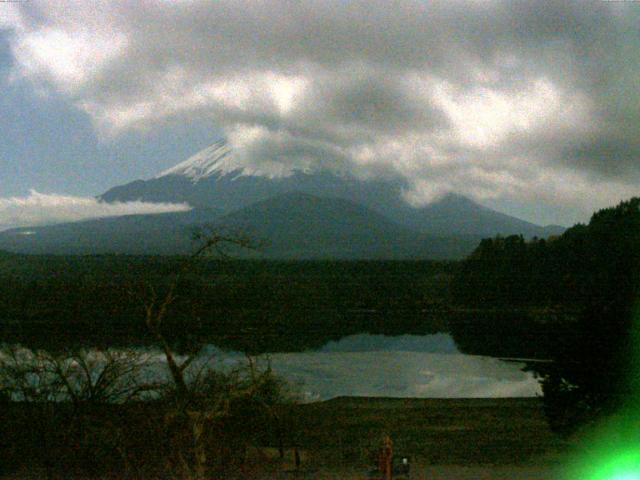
[540,198,640,433]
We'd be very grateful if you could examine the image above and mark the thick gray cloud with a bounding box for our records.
[3,0,640,224]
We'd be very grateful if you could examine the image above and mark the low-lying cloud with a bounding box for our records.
[2,1,639,223]
[0,190,191,231]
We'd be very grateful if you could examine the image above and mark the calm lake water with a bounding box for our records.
[2,334,541,402]
[182,333,541,401]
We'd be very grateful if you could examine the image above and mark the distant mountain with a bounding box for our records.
[0,140,564,258]
[212,192,482,259]
[407,193,565,238]
[100,139,563,239]
[0,209,220,255]
[0,193,481,259]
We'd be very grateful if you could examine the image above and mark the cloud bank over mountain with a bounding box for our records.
[2,0,639,221]
[0,190,190,231]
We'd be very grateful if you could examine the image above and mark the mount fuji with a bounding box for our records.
[0,140,564,258]
[101,139,562,238]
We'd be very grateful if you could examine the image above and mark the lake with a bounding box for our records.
[173,333,541,401]
[1,333,541,402]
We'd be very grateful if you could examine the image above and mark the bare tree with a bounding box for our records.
[0,346,158,478]
[141,229,279,479]
[142,229,260,400]
[0,346,158,405]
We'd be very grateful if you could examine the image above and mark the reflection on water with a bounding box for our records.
[319,333,459,353]
[2,334,541,402]
[264,351,540,401]
[237,334,540,401]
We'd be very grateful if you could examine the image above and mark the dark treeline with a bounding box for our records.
[451,229,591,307]
[447,226,589,359]
[452,198,640,309]
[451,198,640,433]
[0,255,453,353]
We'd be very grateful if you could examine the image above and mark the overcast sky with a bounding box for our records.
[1,0,639,228]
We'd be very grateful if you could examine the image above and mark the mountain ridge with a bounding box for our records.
[0,141,564,258]
[100,141,563,239]
[0,193,483,259]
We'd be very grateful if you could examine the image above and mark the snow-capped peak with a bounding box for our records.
[156,139,305,182]
[156,140,233,182]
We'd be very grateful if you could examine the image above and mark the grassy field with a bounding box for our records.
[1,396,572,479]
[293,397,566,462]
[263,396,570,479]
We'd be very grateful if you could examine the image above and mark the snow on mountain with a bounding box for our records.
[99,140,565,240]
[156,139,297,182]
[156,139,233,182]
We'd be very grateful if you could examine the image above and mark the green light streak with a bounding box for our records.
[561,303,640,480]
[565,447,640,480]
[585,451,640,480]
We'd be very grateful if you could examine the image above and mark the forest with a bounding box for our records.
[452,197,640,433]
[0,255,454,353]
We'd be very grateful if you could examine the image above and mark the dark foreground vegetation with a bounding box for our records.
[0,346,297,479]
[0,393,567,479]
[452,198,640,435]
[0,255,453,353]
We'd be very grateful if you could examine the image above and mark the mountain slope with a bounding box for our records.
[0,194,481,259]
[2,141,563,258]
[212,192,482,259]
[407,194,565,237]
[0,209,221,255]
[100,140,563,238]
